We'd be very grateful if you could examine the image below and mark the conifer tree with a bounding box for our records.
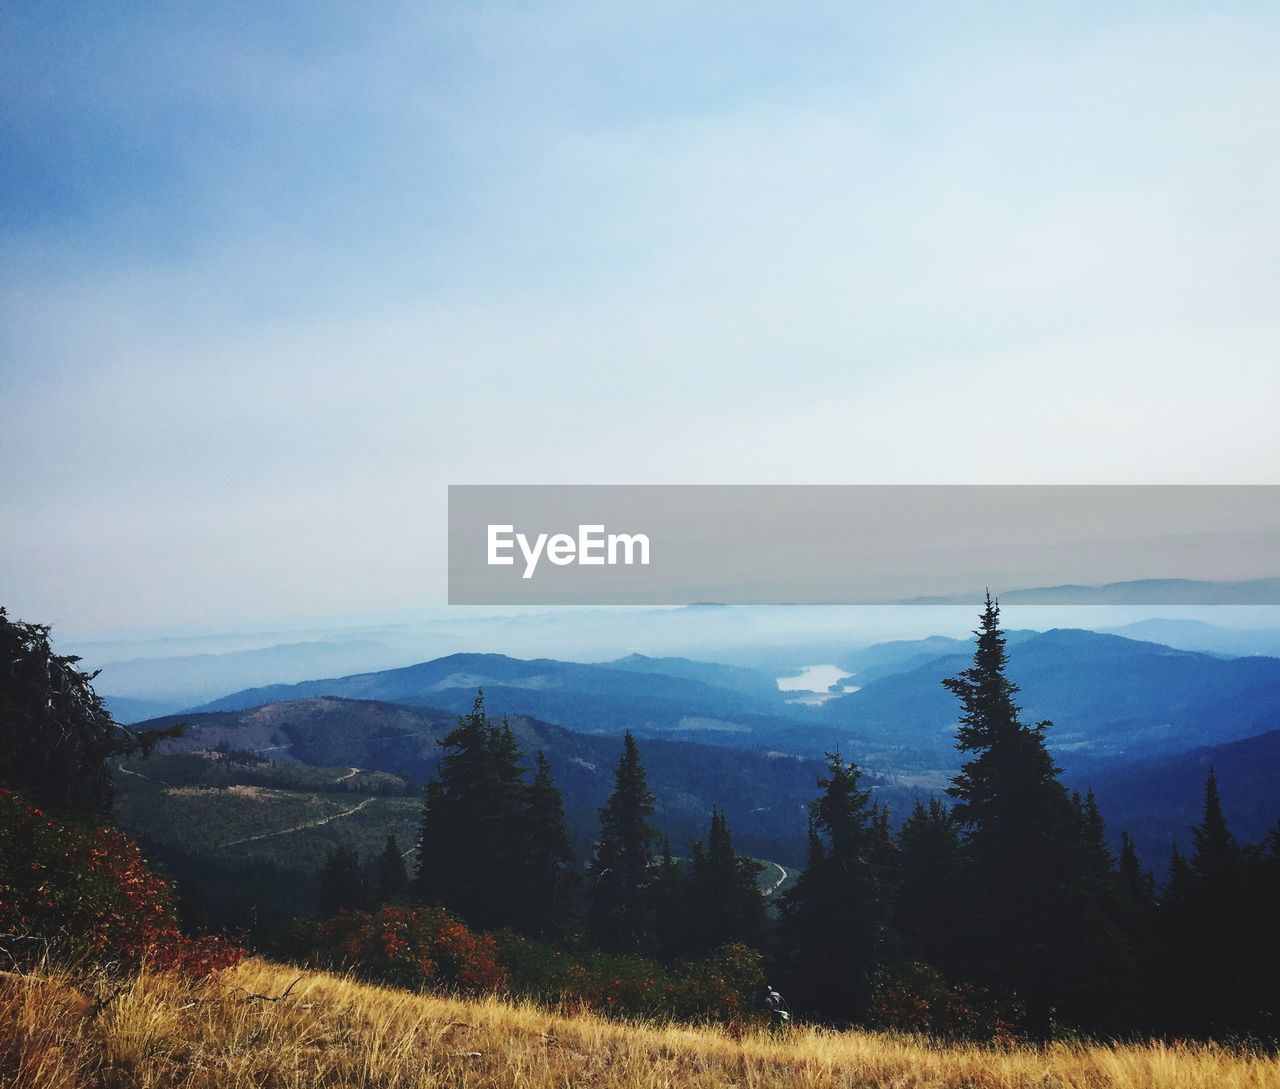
[588,731,658,953]
[650,835,689,960]
[1113,830,1158,1026]
[776,752,887,1023]
[1173,769,1248,1034]
[1117,831,1155,909]
[524,750,578,940]
[942,594,1080,1035]
[1190,768,1239,886]
[895,798,962,972]
[377,834,410,904]
[0,606,182,818]
[1059,789,1137,1031]
[318,844,369,918]
[414,691,530,931]
[684,807,765,955]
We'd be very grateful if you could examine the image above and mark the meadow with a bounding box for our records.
[4,958,1277,1089]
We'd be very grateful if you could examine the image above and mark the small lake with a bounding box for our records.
[776,664,860,705]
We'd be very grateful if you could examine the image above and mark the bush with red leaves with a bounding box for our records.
[294,905,507,993]
[0,786,244,976]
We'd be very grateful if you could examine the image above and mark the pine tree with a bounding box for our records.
[377,834,410,904]
[1113,830,1157,1027]
[414,691,530,931]
[588,731,658,953]
[1117,831,1155,909]
[942,594,1081,1035]
[524,750,578,940]
[318,844,369,918]
[1190,768,1239,886]
[1058,789,1137,1032]
[776,752,887,1023]
[1176,769,1247,1034]
[0,606,182,818]
[895,798,962,972]
[684,807,765,955]
[650,835,689,960]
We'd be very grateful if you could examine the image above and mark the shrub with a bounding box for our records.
[869,961,1020,1040]
[0,786,243,976]
[294,905,507,993]
[293,908,765,1024]
[488,931,765,1023]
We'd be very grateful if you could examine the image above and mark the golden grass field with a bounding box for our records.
[3,958,1278,1089]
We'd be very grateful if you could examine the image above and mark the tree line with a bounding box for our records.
[319,596,1280,1039]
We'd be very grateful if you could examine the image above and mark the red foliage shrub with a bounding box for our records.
[294,905,507,993]
[869,961,1018,1040]
[492,932,765,1023]
[0,787,243,976]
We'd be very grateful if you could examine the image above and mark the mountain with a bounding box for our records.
[136,697,830,866]
[818,629,1280,769]
[602,654,782,699]
[184,633,1280,773]
[187,652,853,754]
[1101,618,1280,659]
[1073,729,1280,876]
[903,577,1280,606]
[833,631,1040,686]
[95,640,424,720]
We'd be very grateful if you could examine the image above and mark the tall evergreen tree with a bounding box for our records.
[895,798,962,973]
[650,835,689,961]
[588,731,658,953]
[523,750,578,940]
[776,752,887,1023]
[942,594,1082,1035]
[414,691,530,931]
[0,606,182,818]
[318,844,369,918]
[1168,769,1249,1034]
[377,834,410,904]
[1058,789,1138,1032]
[1190,768,1239,886]
[684,807,765,955]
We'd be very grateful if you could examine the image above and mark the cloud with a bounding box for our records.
[2,3,1278,631]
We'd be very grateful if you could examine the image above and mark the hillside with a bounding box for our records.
[118,700,837,935]
[132,697,831,863]
[821,628,1280,768]
[1073,729,1280,869]
[7,959,1277,1089]
[182,635,1280,775]
[186,652,852,753]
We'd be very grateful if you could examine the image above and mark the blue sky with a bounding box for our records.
[2,3,1279,634]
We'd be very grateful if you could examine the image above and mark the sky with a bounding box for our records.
[2,2,1279,636]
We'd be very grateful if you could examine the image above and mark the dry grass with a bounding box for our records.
[3,958,1278,1089]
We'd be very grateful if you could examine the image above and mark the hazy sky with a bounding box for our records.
[3,3,1279,635]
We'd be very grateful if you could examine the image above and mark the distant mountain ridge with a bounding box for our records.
[138,696,829,865]
[821,628,1280,768]
[1071,729,1280,875]
[902,576,1280,606]
[184,635,1280,773]
[187,652,852,754]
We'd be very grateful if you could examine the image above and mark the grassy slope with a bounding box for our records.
[4,960,1278,1089]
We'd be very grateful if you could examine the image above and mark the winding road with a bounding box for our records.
[215,797,375,849]
[762,861,789,898]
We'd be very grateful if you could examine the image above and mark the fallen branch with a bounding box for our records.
[90,982,131,1017]
[243,975,303,1004]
